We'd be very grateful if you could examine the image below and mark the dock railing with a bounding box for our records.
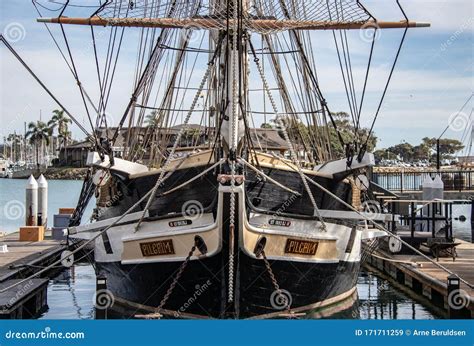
[371,169,474,192]
[384,199,454,240]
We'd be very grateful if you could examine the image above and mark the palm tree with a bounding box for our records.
[48,109,72,153]
[6,133,22,162]
[26,121,52,168]
[144,110,162,129]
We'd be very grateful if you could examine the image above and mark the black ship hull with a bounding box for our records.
[77,155,371,319]
[97,254,359,319]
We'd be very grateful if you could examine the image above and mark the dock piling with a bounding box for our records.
[25,175,38,226]
[95,275,108,320]
[37,174,48,228]
[447,274,467,319]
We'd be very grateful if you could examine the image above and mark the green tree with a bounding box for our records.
[145,110,162,128]
[422,137,464,160]
[386,142,414,162]
[373,149,393,161]
[268,112,377,160]
[48,109,72,152]
[373,137,463,165]
[412,144,430,161]
[6,133,22,162]
[26,121,52,168]
[326,112,377,158]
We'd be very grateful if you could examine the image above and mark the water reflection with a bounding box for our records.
[355,271,439,320]
[40,265,441,319]
[39,264,95,320]
[451,203,473,242]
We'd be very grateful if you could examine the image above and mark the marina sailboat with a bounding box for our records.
[36,0,429,318]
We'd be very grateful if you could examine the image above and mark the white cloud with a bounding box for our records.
[1,0,472,149]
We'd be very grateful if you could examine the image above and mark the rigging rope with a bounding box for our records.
[133,36,223,231]
[270,157,474,289]
[359,0,409,160]
[34,0,103,130]
[94,0,371,34]
[56,1,99,147]
[0,35,91,138]
[249,38,327,230]
[355,26,377,135]
[0,175,159,294]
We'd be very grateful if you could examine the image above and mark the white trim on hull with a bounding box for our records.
[70,182,380,265]
[67,168,388,317]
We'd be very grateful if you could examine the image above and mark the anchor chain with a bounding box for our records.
[259,250,294,317]
[153,245,197,318]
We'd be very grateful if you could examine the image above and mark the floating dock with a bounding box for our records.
[0,231,66,319]
[365,238,474,318]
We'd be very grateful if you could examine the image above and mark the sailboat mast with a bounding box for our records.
[219,0,248,156]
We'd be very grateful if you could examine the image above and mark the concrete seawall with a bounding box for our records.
[10,167,88,180]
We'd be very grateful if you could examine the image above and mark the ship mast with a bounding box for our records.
[36,0,431,164]
[219,0,248,156]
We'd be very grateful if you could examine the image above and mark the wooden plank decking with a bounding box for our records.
[0,231,66,282]
[366,238,474,318]
[0,231,67,318]
[0,279,49,318]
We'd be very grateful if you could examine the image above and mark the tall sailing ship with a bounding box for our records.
[35,0,428,318]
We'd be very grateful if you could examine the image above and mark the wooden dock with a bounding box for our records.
[0,231,66,318]
[365,238,474,318]
[0,279,49,318]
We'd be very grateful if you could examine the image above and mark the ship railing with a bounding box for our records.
[371,169,474,192]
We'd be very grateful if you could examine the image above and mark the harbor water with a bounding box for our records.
[0,179,471,319]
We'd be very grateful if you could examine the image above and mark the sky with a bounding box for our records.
[0,0,473,150]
